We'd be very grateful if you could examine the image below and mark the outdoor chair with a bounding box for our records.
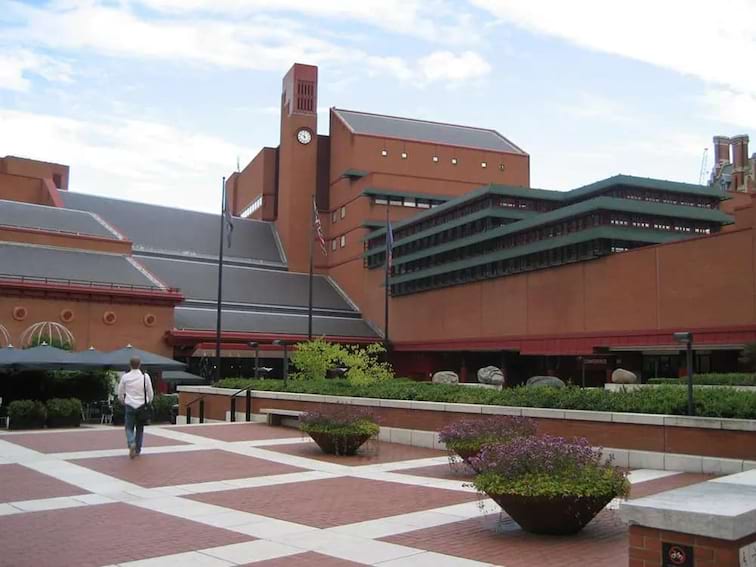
[100,401,113,425]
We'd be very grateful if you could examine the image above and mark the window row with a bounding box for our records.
[330,234,347,251]
[607,188,717,209]
[240,195,263,218]
[371,195,444,209]
[379,149,505,170]
[331,206,346,224]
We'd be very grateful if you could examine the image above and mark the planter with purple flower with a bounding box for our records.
[299,406,379,456]
[438,416,536,470]
[470,436,630,535]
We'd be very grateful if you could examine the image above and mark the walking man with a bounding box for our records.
[117,357,154,459]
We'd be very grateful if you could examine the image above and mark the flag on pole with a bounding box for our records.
[386,221,394,271]
[313,198,327,256]
[223,197,234,248]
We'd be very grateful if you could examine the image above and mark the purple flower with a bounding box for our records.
[438,416,536,445]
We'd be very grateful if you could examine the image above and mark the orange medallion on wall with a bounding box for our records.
[103,311,117,326]
[143,313,157,327]
[12,306,28,321]
[60,309,75,323]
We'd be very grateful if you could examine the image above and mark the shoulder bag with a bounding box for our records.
[135,371,153,425]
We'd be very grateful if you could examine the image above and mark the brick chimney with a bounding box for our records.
[731,135,749,191]
[713,136,731,179]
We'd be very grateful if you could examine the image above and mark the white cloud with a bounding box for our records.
[4,1,490,85]
[700,89,756,130]
[0,50,72,92]
[0,108,254,212]
[417,50,491,83]
[470,0,756,95]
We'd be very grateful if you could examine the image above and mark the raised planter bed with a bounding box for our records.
[488,493,613,535]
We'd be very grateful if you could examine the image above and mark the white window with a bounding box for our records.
[417,200,431,209]
[240,195,263,218]
[451,158,458,165]
[340,206,346,219]
[375,197,388,205]
[331,211,337,223]
[340,235,346,247]
[381,149,388,157]
[331,239,337,251]
[481,161,487,168]
[390,197,403,206]
[432,156,439,163]
[404,198,415,207]
[401,152,408,159]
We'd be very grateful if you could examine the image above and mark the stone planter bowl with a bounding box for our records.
[487,492,614,535]
[307,431,372,456]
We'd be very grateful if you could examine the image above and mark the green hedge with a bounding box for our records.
[214,378,756,419]
[112,395,177,425]
[8,400,47,430]
[46,398,82,428]
[0,370,113,404]
[648,373,756,386]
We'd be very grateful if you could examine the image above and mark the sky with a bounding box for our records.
[1,0,755,213]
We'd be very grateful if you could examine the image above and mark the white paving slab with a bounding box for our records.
[375,551,494,567]
[626,469,681,484]
[200,540,303,564]
[117,551,235,567]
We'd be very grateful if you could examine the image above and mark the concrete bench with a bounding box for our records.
[259,408,304,426]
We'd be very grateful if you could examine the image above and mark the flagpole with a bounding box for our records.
[384,205,390,351]
[215,177,226,384]
[307,195,315,341]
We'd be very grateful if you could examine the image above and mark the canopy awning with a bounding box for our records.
[0,344,185,371]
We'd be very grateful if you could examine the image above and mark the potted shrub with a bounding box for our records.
[438,416,536,468]
[111,400,125,426]
[300,406,379,456]
[46,398,83,428]
[470,435,630,535]
[8,400,47,430]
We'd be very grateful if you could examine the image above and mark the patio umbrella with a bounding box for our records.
[5,344,78,370]
[161,370,206,384]
[100,345,186,371]
[0,346,25,368]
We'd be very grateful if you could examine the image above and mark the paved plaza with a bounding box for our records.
[0,422,713,566]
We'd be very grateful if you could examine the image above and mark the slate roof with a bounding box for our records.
[175,307,378,338]
[333,108,526,154]
[137,256,355,312]
[61,192,284,265]
[0,200,117,239]
[0,243,158,288]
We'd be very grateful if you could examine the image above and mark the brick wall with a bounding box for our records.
[177,392,756,461]
[629,525,756,567]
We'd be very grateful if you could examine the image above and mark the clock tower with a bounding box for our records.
[276,63,319,273]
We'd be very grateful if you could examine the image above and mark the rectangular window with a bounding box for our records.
[417,200,431,209]
[340,206,346,219]
[390,197,403,207]
[340,235,346,248]
[375,197,388,205]
[403,198,415,207]
[240,195,263,218]
[331,211,337,223]
[331,239,337,251]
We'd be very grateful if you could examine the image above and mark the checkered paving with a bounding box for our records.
[0,421,716,567]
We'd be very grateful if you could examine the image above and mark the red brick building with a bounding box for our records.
[1,63,754,385]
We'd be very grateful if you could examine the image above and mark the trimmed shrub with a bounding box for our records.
[300,406,380,437]
[213,378,756,419]
[152,395,178,423]
[8,400,47,430]
[648,373,756,386]
[46,398,82,428]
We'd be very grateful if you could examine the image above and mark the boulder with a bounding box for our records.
[526,376,566,388]
[611,368,638,384]
[477,366,505,386]
[432,371,459,384]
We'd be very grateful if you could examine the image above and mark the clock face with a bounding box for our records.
[297,129,312,145]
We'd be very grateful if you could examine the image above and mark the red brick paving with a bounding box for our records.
[398,460,476,481]
[384,511,627,566]
[0,502,253,567]
[2,428,186,453]
[71,449,307,488]
[381,473,717,567]
[172,423,306,442]
[239,552,367,566]
[629,473,716,499]
[265,439,445,466]
[0,464,88,503]
[190,476,479,528]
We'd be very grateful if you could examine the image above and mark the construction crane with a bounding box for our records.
[699,148,709,185]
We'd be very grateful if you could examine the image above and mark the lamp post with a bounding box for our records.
[272,340,291,387]
[248,342,260,379]
[673,332,695,416]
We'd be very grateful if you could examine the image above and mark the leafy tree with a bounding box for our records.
[340,343,394,386]
[291,337,343,380]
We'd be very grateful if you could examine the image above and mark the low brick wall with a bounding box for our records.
[178,387,756,463]
[629,525,756,567]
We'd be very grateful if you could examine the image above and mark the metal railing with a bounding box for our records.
[0,273,179,294]
[184,395,206,424]
[228,386,254,422]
